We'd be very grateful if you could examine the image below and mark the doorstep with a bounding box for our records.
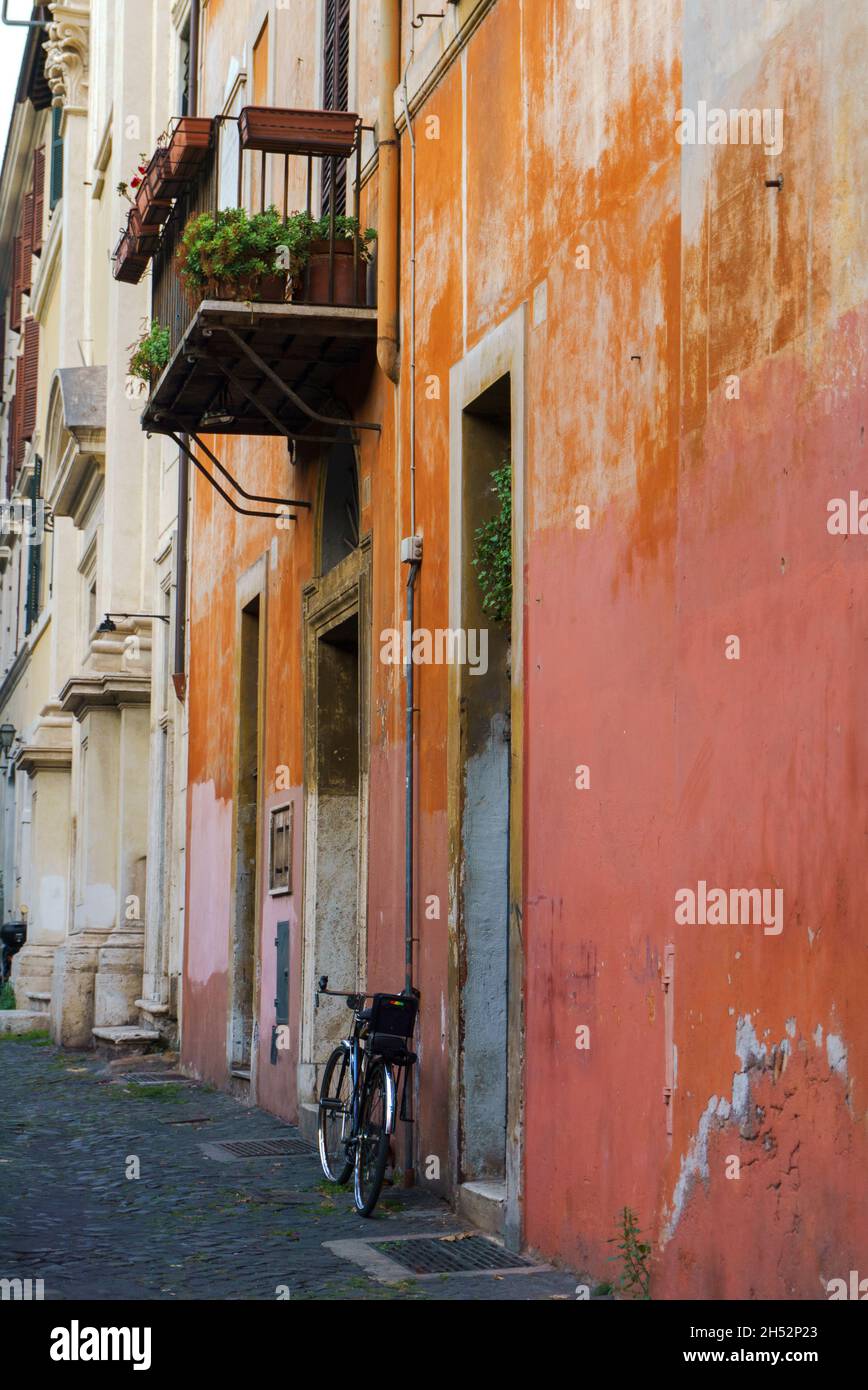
[298,1101,319,1146]
[457,1180,507,1236]
[91,1025,162,1057]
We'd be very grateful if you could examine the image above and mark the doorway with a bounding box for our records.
[229,593,262,1073]
[458,375,512,1186]
[298,508,371,1117]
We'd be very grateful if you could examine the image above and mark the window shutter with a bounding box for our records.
[321,0,350,216]
[32,148,45,256]
[25,453,42,633]
[21,193,34,292]
[0,313,5,403]
[7,389,20,494]
[20,317,40,445]
[49,107,63,210]
[10,236,23,334]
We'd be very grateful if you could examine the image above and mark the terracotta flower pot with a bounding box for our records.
[298,239,368,306]
[126,207,161,256]
[184,270,288,307]
[134,173,172,229]
[166,117,213,178]
[238,106,358,157]
[144,145,188,203]
[112,228,149,284]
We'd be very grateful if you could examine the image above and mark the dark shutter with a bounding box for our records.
[274,920,290,1025]
[25,453,42,633]
[21,194,34,292]
[10,236,23,334]
[0,314,5,403]
[20,317,39,445]
[321,0,350,216]
[49,106,63,210]
[32,147,45,256]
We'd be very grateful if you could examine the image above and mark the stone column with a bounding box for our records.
[12,739,73,1014]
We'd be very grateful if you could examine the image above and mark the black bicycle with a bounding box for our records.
[315,977,418,1216]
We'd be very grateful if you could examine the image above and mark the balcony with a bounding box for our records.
[119,111,379,443]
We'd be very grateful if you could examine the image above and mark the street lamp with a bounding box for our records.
[98,613,170,634]
[0,722,16,773]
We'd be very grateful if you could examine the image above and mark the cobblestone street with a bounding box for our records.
[0,1035,579,1302]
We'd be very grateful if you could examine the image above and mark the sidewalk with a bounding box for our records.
[0,1034,581,1301]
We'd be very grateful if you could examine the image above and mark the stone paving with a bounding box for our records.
[0,1033,582,1302]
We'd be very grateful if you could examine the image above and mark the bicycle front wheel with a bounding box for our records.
[353,1059,393,1216]
[318,1045,353,1184]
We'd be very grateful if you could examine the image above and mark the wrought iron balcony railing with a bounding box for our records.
[132,109,380,445]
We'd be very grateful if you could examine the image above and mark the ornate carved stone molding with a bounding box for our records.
[44,1,90,116]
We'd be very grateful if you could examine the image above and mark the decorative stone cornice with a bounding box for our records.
[44,1,90,116]
[58,672,151,719]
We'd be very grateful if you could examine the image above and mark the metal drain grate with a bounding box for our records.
[372,1235,535,1275]
[211,1138,313,1159]
[122,1072,192,1084]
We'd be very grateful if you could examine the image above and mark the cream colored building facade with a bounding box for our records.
[0,0,191,1048]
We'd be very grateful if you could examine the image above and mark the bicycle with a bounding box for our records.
[315,976,419,1216]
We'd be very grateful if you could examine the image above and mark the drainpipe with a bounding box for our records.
[399,19,420,1190]
[376,0,400,383]
[172,0,199,700]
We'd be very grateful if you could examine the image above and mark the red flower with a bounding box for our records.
[131,177,142,188]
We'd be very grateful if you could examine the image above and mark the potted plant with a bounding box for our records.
[238,106,358,157]
[118,156,171,231]
[472,458,513,674]
[176,205,290,305]
[128,319,171,385]
[283,212,376,306]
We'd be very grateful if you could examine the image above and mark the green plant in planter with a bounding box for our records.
[281,210,377,268]
[128,319,171,382]
[177,205,292,296]
[472,459,512,624]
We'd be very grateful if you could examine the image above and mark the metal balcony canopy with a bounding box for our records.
[141,300,378,441]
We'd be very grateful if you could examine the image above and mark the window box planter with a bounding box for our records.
[238,106,358,157]
[165,117,213,178]
[113,230,149,284]
[294,239,368,306]
[185,270,288,309]
[135,164,173,229]
[112,209,159,283]
[142,146,188,205]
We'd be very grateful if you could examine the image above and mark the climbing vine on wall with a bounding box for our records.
[472,458,512,625]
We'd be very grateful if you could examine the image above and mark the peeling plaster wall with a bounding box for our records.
[520,0,868,1296]
[182,0,868,1295]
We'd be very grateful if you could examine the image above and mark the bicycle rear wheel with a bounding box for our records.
[318,1045,353,1184]
[353,1059,393,1216]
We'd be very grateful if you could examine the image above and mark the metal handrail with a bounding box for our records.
[150,114,370,364]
